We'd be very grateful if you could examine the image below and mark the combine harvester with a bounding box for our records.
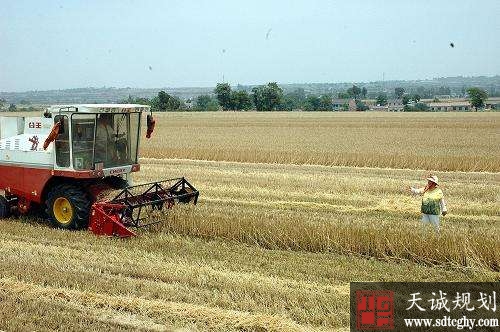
[0,104,198,237]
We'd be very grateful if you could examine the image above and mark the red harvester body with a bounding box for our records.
[0,104,198,237]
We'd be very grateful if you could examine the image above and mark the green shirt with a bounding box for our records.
[421,188,444,215]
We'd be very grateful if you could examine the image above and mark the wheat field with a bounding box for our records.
[143,112,500,172]
[0,112,499,331]
[139,158,500,270]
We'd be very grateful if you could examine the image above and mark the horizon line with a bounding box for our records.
[1,74,499,94]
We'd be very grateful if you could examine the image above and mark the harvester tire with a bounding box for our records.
[45,184,91,230]
[0,196,10,218]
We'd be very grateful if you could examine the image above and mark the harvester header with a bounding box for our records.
[0,104,198,237]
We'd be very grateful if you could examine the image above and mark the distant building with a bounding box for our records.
[485,97,500,110]
[369,105,389,111]
[387,99,404,112]
[332,99,347,111]
[348,99,357,111]
[367,99,402,111]
[184,99,195,109]
[426,97,500,111]
[428,101,470,111]
[331,98,357,111]
[435,95,452,100]
[371,97,500,112]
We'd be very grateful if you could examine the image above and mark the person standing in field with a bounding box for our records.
[409,175,447,232]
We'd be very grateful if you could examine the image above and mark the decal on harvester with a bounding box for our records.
[109,168,127,175]
[28,136,39,150]
[28,122,42,129]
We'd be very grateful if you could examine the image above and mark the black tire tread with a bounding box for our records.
[0,196,10,219]
[45,184,91,230]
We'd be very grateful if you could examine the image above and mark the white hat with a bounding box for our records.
[426,175,439,185]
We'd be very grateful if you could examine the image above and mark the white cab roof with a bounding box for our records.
[48,104,150,113]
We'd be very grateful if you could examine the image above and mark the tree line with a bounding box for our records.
[116,84,491,112]
[201,83,369,112]
[0,85,490,113]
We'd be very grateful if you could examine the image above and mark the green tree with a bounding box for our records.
[151,90,170,112]
[0,98,5,110]
[230,90,253,111]
[402,95,411,105]
[361,87,367,98]
[355,99,369,111]
[150,97,159,111]
[214,83,232,110]
[395,87,405,99]
[347,85,361,99]
[195,95,219,111]
[151,91,184,111]
[167,96,184,111]
[414,102,429,111]
[376,93,388,106]
[252,85,266,111]
[136,97,151,105]
[279,88,306,111]
[404,102,429,112]
[291,88,306,102]
[337,91,349,99]
[8,103,16,112]
[265,82,283,111]
[252,86,265,111]
[123,94,151,105]
[304,95,321,111]
[251,82,283,111]
[279,95,296,111]
[467,87,488,111]
[319,95,332,111]
[412,94,421,103]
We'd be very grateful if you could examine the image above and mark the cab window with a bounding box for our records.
[54,115,70,167]
[72,114,96,170]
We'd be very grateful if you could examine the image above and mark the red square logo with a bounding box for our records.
[356,290,394,330]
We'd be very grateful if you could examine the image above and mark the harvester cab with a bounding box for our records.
[0,104,198,237]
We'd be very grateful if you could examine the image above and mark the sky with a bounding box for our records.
[1,0,499,92]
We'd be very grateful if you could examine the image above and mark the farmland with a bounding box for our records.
[143,112,500,172]
[1,112,499,331]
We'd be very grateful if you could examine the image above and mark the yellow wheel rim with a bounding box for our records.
[53,197,73,224]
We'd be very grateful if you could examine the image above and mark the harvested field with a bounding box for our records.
[0,219,497,331]
[0,112,499,331]
[138,158,500,271]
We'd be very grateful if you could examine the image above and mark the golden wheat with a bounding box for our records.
[0,111,498,331]
[136,159,500,271]
[0,221,496,331]
[142,112,500,172]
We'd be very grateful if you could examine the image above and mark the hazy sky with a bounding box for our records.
[1,0,499,92]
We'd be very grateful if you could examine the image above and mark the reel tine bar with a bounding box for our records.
[110,177,199,228]
[89,177,199,237]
